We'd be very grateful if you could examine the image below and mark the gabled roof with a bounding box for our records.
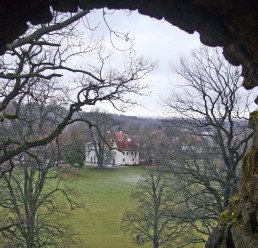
[182,134,205,146]
[109,131,139,151]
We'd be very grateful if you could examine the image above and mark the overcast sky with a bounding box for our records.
[80,9,202,117]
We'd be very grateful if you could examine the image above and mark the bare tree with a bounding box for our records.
[0,97,79,247]
[0,147,79,247]
[164,46,254,205]
[0,9,156,170]
[140,130,170,165]
[121,169,191,248]
[161,126,225,240]
[0,9,155,246]
[160,46,255,241]
[84,109,113,168]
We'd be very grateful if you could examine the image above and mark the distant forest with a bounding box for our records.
[110,114,164,134]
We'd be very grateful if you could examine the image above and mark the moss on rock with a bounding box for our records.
[250,110,258,120]
[241,148,258,198]
[220,194,241,228]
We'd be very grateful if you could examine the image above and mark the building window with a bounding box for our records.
[127,152,128,155]
[123,159,125,162]
[132,158,134,162]
[122,152,124,155]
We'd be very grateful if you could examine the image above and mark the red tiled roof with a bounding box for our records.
[182,134,205,146]
[109,132,139,151]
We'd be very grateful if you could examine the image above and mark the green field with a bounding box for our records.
[62,166,147,248]
[0,166,205,247]
[61,166,205,248]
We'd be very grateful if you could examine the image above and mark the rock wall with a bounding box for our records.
[206,112,258,248]
[0,0,257,96]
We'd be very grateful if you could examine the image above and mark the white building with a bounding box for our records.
[85,131,139,166]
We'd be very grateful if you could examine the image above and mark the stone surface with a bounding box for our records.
[248,115,258,149]
[206,115,258,248]
[205,226,226,248]
[242,202,257,232]
[231,228,258,248]
[247,175,258,204]
[0,0,257,94]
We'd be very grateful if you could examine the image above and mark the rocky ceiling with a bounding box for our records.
[0,0,257,99]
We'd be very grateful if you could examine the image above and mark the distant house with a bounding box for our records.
[181,134,206,153]
[85,131,139,166]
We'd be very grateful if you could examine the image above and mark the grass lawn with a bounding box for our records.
[0,166,206,247]
[62,166,148,248]
[62,166,205,248]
